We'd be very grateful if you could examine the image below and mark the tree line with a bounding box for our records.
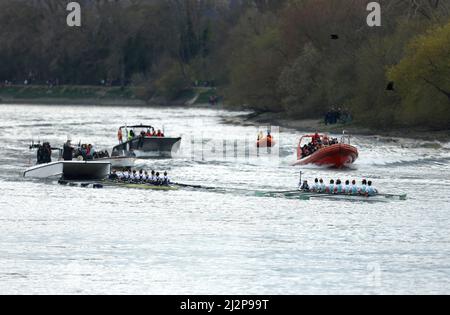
[0,0,449,129]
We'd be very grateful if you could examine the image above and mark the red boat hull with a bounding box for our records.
[294,144,358,168]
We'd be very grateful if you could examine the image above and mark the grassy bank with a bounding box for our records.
[0,85,215,107]
[0,85,150,105]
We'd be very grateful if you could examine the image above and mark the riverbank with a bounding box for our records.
[2,85,448,142]
[222,111,450,143]
[0,85,218,107]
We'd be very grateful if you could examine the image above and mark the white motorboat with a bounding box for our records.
[112,124,182,159]
[24,161,111,180]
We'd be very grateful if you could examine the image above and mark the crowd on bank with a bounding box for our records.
[324,108,352,125]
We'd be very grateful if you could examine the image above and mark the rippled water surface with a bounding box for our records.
[0,104,449,294]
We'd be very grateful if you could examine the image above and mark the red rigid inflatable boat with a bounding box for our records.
[294,134,359,168]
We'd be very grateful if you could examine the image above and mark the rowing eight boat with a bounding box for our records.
[257,190,407,201]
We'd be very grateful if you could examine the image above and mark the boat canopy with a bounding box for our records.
[119,124,154,130]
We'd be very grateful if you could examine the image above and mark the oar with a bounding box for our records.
[173,182,216,190]
[378,193,408,200]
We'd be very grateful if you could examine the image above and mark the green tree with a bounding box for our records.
[388,21,450,127]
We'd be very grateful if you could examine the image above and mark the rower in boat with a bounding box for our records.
[326,180,335,194]
[162,172,171,185]
[359,179,368,195]
[311,178,320,192]
[366,181,378,197]
[344,180,351,194]
[350,180,358,195]
[155,172,162,185]
[318,179,326,193]
[130,170,136,182]
[150,170,157,183]
[138,169,145,181]
[335,179,343,194]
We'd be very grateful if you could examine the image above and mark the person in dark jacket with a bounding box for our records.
[63,140,74,161]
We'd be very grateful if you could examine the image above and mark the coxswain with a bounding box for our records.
[300,180,310,191]
[109,170,119,180]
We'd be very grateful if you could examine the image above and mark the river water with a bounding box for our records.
[0,104,449,294]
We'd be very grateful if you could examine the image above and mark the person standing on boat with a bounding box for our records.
[118,128,123,144]
[128,130,135,141]
[63,140,74,161]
